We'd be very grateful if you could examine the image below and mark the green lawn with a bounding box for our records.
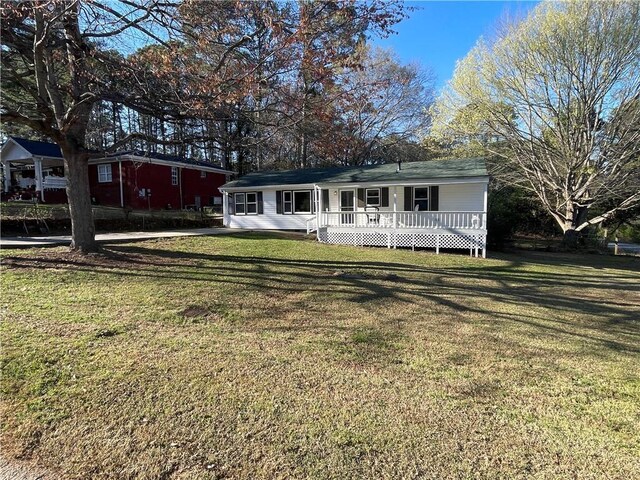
[1,232,639,479]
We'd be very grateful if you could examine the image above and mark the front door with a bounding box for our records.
[340,189,355,225]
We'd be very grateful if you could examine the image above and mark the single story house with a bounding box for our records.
[1,137,233,210]
[220,158,489,257]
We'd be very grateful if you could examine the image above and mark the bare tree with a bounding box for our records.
[431,0,640,245]
[1,0,186,251]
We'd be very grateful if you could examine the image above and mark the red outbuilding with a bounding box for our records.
[1,137,233,210]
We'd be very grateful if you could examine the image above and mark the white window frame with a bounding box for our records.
[245,192,258,215]
[365,188,380,207]
[283,191,293,214]
[97,164,112,183]
[234,192,245,215]
[171,167,179,186]
[293,190,312,214]
[234,191,259,215]
[413,187,430,211]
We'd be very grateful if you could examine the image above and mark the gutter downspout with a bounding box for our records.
[118,160,124,208]
[179,167,184,210]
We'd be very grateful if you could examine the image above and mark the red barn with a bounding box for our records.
[1,137,233,210]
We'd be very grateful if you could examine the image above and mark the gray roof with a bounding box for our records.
[222,158,488,189]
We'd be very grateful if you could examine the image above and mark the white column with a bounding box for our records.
[315,185,321,236]
[393,186,397,230]
[483,183,488,216]
[223,191,229,227]
[34,158,44,201]
[3,161,11,193]
[482,181,488,258]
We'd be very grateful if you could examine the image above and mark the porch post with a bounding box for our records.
[34,157,44,202]
[482,183,488,222]
[315,185,321,236]
[393,186,397,230]
[223,191,228,227]
[482,182,488,258]
[3,161,11,193]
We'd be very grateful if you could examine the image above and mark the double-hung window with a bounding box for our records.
[283,191,293,214]
[245,192,258,214]
[234,192,258,215]
[365,188,380,207]
[171,167,179,186]
[413,187,429,211]
[97,164,112,183]
[234,193,245,214]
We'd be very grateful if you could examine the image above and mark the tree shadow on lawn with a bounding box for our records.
[3,243,639,356]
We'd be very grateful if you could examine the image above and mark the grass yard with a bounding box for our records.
[1,232,639,479]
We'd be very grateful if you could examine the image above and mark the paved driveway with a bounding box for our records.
[608,242,640,255]
[0,227,230,248]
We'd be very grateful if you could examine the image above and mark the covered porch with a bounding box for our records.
[1,137,67,203]
[309,182,488,257]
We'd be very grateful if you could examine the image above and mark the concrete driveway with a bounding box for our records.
[0,227,230,248]
[608,242,640,255]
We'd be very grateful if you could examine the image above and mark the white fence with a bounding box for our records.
[43,176,67,189]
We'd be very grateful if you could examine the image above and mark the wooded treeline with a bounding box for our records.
[2,0,432,174]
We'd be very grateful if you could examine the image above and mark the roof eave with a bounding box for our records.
[88,154,234,174]
[220,175,489,191]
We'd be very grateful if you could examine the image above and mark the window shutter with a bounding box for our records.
[311,190,315,213]
[381,187,389,207]
[276,190,282,214]
[404,187,412,211]
[357,188,365,208]
[257,191,264,214]
[322,189,329,212]
[228,194,235,215]
[429,186,439,211]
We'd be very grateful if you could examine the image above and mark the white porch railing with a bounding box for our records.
[306,216,317,234]
[43,176,67,189]
[320,211,486,230]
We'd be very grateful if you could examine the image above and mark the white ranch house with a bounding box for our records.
[220,158,489,257]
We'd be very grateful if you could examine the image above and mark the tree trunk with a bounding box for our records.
[62,146,98,252]
[562,228,579,249]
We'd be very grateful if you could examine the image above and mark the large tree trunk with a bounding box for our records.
[62,145,98,252]
[561,204,590,249]
[562,228,580,249]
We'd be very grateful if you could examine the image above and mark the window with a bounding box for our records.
[171,167,179,186]
[234,192,259,215]
[200,170,207,178]
[246,192,258,214]
[413,187,429,211]
[283,191,293,214]
[97,164,112,183]
[365,188,380,207]
[293,190,312,213]
[234,193,245,214]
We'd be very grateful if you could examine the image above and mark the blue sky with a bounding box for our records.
[375,1,539,90]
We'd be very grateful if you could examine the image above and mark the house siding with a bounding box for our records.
[224,181,487,229]
[226,189,315,230]
[88,161,227,209]
[88,162,122,206]
[439,183,485,211]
